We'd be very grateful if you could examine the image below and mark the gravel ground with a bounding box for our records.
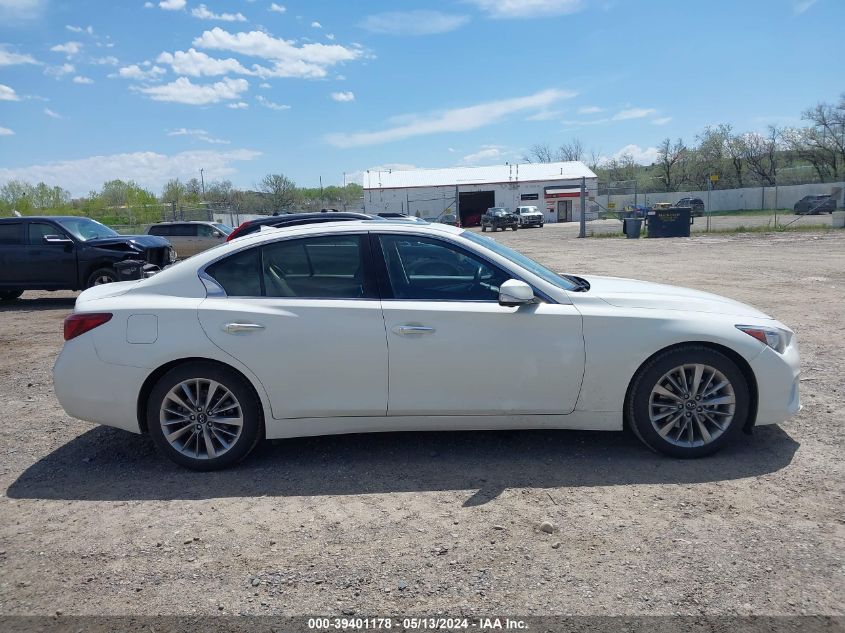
[0,230,843,618]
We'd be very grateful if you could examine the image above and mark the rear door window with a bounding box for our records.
[205,248,263,296]
[0,223,22,245]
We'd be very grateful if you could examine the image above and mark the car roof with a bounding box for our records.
[0,215,80,222]
[152,220,216,225]
[245,212,372,226]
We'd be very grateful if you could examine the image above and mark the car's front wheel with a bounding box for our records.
[0,290,23,302]
[627,346,749,458]
[87,267,118,288]
[147,361,263,470]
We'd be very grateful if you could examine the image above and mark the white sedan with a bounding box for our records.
[53,221,801,470]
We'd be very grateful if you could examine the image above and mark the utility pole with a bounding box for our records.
[199,168,205,198]
[578,176,586,238]
[319,176,323,211]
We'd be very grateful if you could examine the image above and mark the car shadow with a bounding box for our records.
[0,296,76,312]
[6,425,799,505]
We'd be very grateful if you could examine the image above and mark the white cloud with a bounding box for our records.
[793,0,816,14]
[360,10,470,35]
[167,127,230,144]
[44,107,63,118]
[44,63,75,78]
[191,4,247,22]
[0,0,45,21]
[651,116,672,125]
[526,109,565,121]
[158,0,186,10]
[327,88,576,148]
[157,48,251,76]
[310,21,322,28]
[258,82,271,88]
[462,145,506,164]
[0,45,38,66]
[0,126,14,136]
[227,101,249,109]
[0,84,20,101]
[50,41,83,57]
[72,75,94,84]
[136,76,249,105]
[144,1,154,7]
[606,144,660,165]
[467,0,585,19]
[256,95,290,110]
[577,105,603,114]
[92,55,119,66]
[192,27,363,78]
[330,90,354,102]
[0,148,261,197]
[613,107,657,121]
[111,64,166,81]
[65,24,94,34]
[268,3,286,13]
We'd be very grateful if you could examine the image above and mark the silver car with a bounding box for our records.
[147,221,231,259]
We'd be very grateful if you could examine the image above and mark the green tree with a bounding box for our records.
[260,173,298,212]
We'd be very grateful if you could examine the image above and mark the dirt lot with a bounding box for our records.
[1,230,843,618]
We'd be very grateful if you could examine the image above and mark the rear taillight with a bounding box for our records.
[64,313,113,341]
[226,222,249,241]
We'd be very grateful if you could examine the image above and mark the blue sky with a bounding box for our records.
[0,0,842,196]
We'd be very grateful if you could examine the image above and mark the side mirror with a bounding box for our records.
[43,235,73,245]
[499,279,535,307]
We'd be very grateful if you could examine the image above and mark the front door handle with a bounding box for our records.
[223,322,265,334]
[393,325,436,336]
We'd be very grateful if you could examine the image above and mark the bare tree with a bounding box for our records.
[799,96,845,180]
[725,131,746,188]
[525,143,555,163]
[558,139,584,162]
[741,127,780,186]
[656,138,688,191]
[260,173,298,213]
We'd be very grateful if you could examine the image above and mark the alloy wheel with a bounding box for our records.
[159,378,244,459]
[648,363,736,447]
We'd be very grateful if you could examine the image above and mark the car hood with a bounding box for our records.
[86,235,171,249]
[578,275,772,319]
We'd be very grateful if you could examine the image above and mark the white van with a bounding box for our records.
[513,205,544,227]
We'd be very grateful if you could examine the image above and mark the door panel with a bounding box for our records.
[382,302,583,415]
[199,298,388,419]
[22,223,77,287]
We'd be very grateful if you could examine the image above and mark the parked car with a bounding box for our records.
[148,221,231,259]
[674,197,706,217]
[793,194,837,215]
[480,207,519,231]
[53,221,800,470]
[227,212,374,241]
[513,205,544,227]
[435,213,459,226]
[0,216,175,301]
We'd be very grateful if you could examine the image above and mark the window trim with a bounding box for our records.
[369,232,555,304]
[202,231,380,301]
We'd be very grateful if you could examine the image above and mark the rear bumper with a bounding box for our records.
[750,342,801,426]
[53,336,145,433]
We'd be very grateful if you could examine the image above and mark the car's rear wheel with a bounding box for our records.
[481,225,487,232]
[627,346,749,458]
[147,362,263,470]
[87,267,118,288]
[0,290,23,302]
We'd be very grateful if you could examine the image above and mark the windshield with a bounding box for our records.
[213,223,233,235]
[54,217,119,241]
[463,231,578,292]
[489,208,507,215]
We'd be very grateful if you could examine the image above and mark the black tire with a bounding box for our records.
[627,346,749,458]
[147,361,263,471]
[481,225,487,232]
[512,225,518,231]
[0,290,23,302]
[86,267,118,288]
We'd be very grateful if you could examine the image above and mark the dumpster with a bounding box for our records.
[622,217,642,238]
[114,259,160,281]
[646,206,692,238]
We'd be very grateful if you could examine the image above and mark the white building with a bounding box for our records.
[363,161,599,225]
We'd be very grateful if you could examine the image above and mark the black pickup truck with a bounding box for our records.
[0,216,174,301]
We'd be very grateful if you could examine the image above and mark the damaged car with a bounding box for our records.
[0,216,175,301]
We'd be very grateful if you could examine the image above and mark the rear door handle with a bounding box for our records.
[223,322,265,334]
[392,325,435,336]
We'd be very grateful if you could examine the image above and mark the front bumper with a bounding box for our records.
[749,340,801,426]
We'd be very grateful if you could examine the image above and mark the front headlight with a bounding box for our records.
[169,248,177,263]
[736,325,790,353]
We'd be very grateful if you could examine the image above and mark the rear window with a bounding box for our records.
[0,223,22,245]
[149,225,172,236]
